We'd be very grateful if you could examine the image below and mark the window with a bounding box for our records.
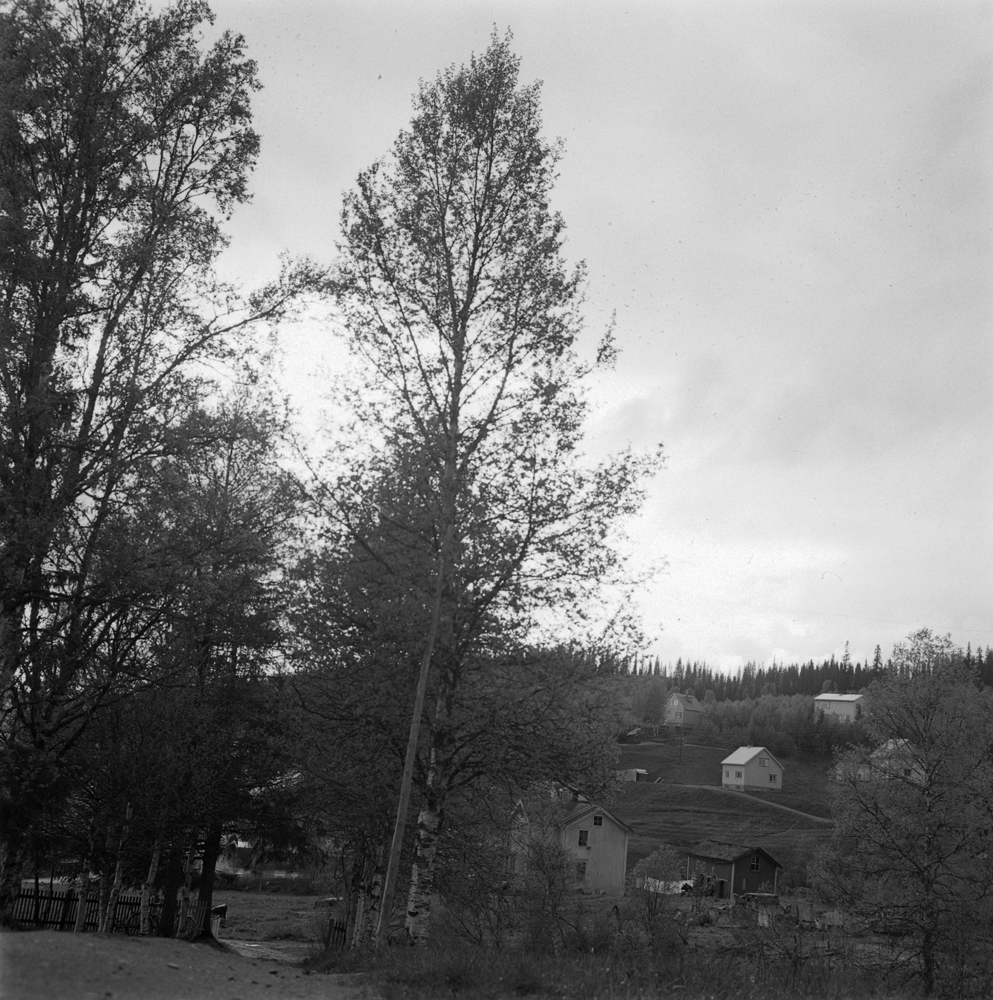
[724,770,729,778]
[735,770,742,779]
[578,830,588,847]
[769,773,777,783]
[750,856,760,871]
[759,757,768,767]
[576,862,587,882]
[593,815,603,827]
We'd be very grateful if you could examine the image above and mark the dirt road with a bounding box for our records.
[678,782,834,825]
[0,930,377,1000]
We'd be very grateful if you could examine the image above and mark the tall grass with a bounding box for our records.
[307,931,898,999]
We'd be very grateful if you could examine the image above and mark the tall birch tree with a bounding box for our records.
[324,32,661,944]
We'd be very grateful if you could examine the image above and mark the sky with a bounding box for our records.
[205,0,992,670]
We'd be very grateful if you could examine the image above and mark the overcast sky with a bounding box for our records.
[207,0,992,669]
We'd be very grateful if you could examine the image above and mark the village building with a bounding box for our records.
[857,738,925,784]
[510,794,632,896]
[664,691,704,728]
[814,692,863,722]
[721,746,783,791]
[615,768,649,782]
[686,841,782,898]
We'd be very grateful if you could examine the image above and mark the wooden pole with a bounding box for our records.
[373,523,452,949]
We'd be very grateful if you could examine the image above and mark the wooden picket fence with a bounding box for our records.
[10,885,207,937]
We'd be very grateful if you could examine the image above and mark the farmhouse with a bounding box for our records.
[686,841,782,898]
[510,794,632,896]
[664,691,704,728]
[721,746,783,791]
[858,738,925,784]
[814,692,863,722]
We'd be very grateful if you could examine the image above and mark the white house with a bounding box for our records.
[510,794,632,896]
[814,693,863,722]
[721,746,783,791]
[857,738,925,784]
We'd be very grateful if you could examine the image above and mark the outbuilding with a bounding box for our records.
[686,841,782,898]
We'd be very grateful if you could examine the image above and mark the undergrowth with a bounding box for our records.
[306,937,899,999]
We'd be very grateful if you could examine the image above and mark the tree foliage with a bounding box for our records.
[311,31,659,943]
[0,0,311,920]
[816,630,993,997]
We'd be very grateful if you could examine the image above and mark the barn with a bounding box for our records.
[686,841,782,898]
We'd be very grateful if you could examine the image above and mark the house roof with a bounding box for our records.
[871,738,913,758]
[560,800,634,836]
[721,746,783,769]
[814,693,863,702]
[689,841,782,867]
[668,692,703,711]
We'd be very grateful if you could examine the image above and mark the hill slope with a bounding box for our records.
[612,735,837,882]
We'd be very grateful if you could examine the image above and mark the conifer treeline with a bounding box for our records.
[599,642,993,702]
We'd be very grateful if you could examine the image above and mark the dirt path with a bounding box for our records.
[0,930,377,1000]
[678,783,834,825]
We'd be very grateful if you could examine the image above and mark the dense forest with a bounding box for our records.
[605,642,993,700]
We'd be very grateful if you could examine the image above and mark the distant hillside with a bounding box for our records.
[616,737,834,817]
[613,735,837,887]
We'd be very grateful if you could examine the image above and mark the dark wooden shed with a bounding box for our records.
[685,841,781,899]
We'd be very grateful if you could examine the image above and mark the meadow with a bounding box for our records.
[613,735,836,883]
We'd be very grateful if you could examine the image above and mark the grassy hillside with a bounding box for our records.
[613,734,837,885]
[616,737,833,817]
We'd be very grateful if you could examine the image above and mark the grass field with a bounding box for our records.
[212,889,323,943]
[613,734,837,881]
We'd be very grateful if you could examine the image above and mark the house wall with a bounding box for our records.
[722,754,782,791]
[687,853,779,897]
[558,813,628,895]
[686,856,733,898]
[815,697,861,722]
[664,697,702,728]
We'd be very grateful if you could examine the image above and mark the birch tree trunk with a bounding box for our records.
[352,847,383,948]
[102,804,132,933]
[404,737,449,944]
[176,831,198,937]
[96,864,112,934]
[73,868,91,933]
[196,825,222,939]
[140,839,161,935]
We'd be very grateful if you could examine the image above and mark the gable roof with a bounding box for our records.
[814,693,863,703]
[559,800,634,836]
[689,841,782,867]
[668,692,703,711]
[511,796,634,837]
[870,738,913,758]
[721,746,782,769]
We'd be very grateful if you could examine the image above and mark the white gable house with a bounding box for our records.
[814,693,863,722]
[721,746,783,792]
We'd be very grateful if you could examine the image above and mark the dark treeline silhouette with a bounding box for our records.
[595,641,993,701]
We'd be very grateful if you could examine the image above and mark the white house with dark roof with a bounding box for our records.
[721,746,783,791]
[814,693,863,722]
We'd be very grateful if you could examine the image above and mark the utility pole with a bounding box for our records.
[373,514,454,949]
